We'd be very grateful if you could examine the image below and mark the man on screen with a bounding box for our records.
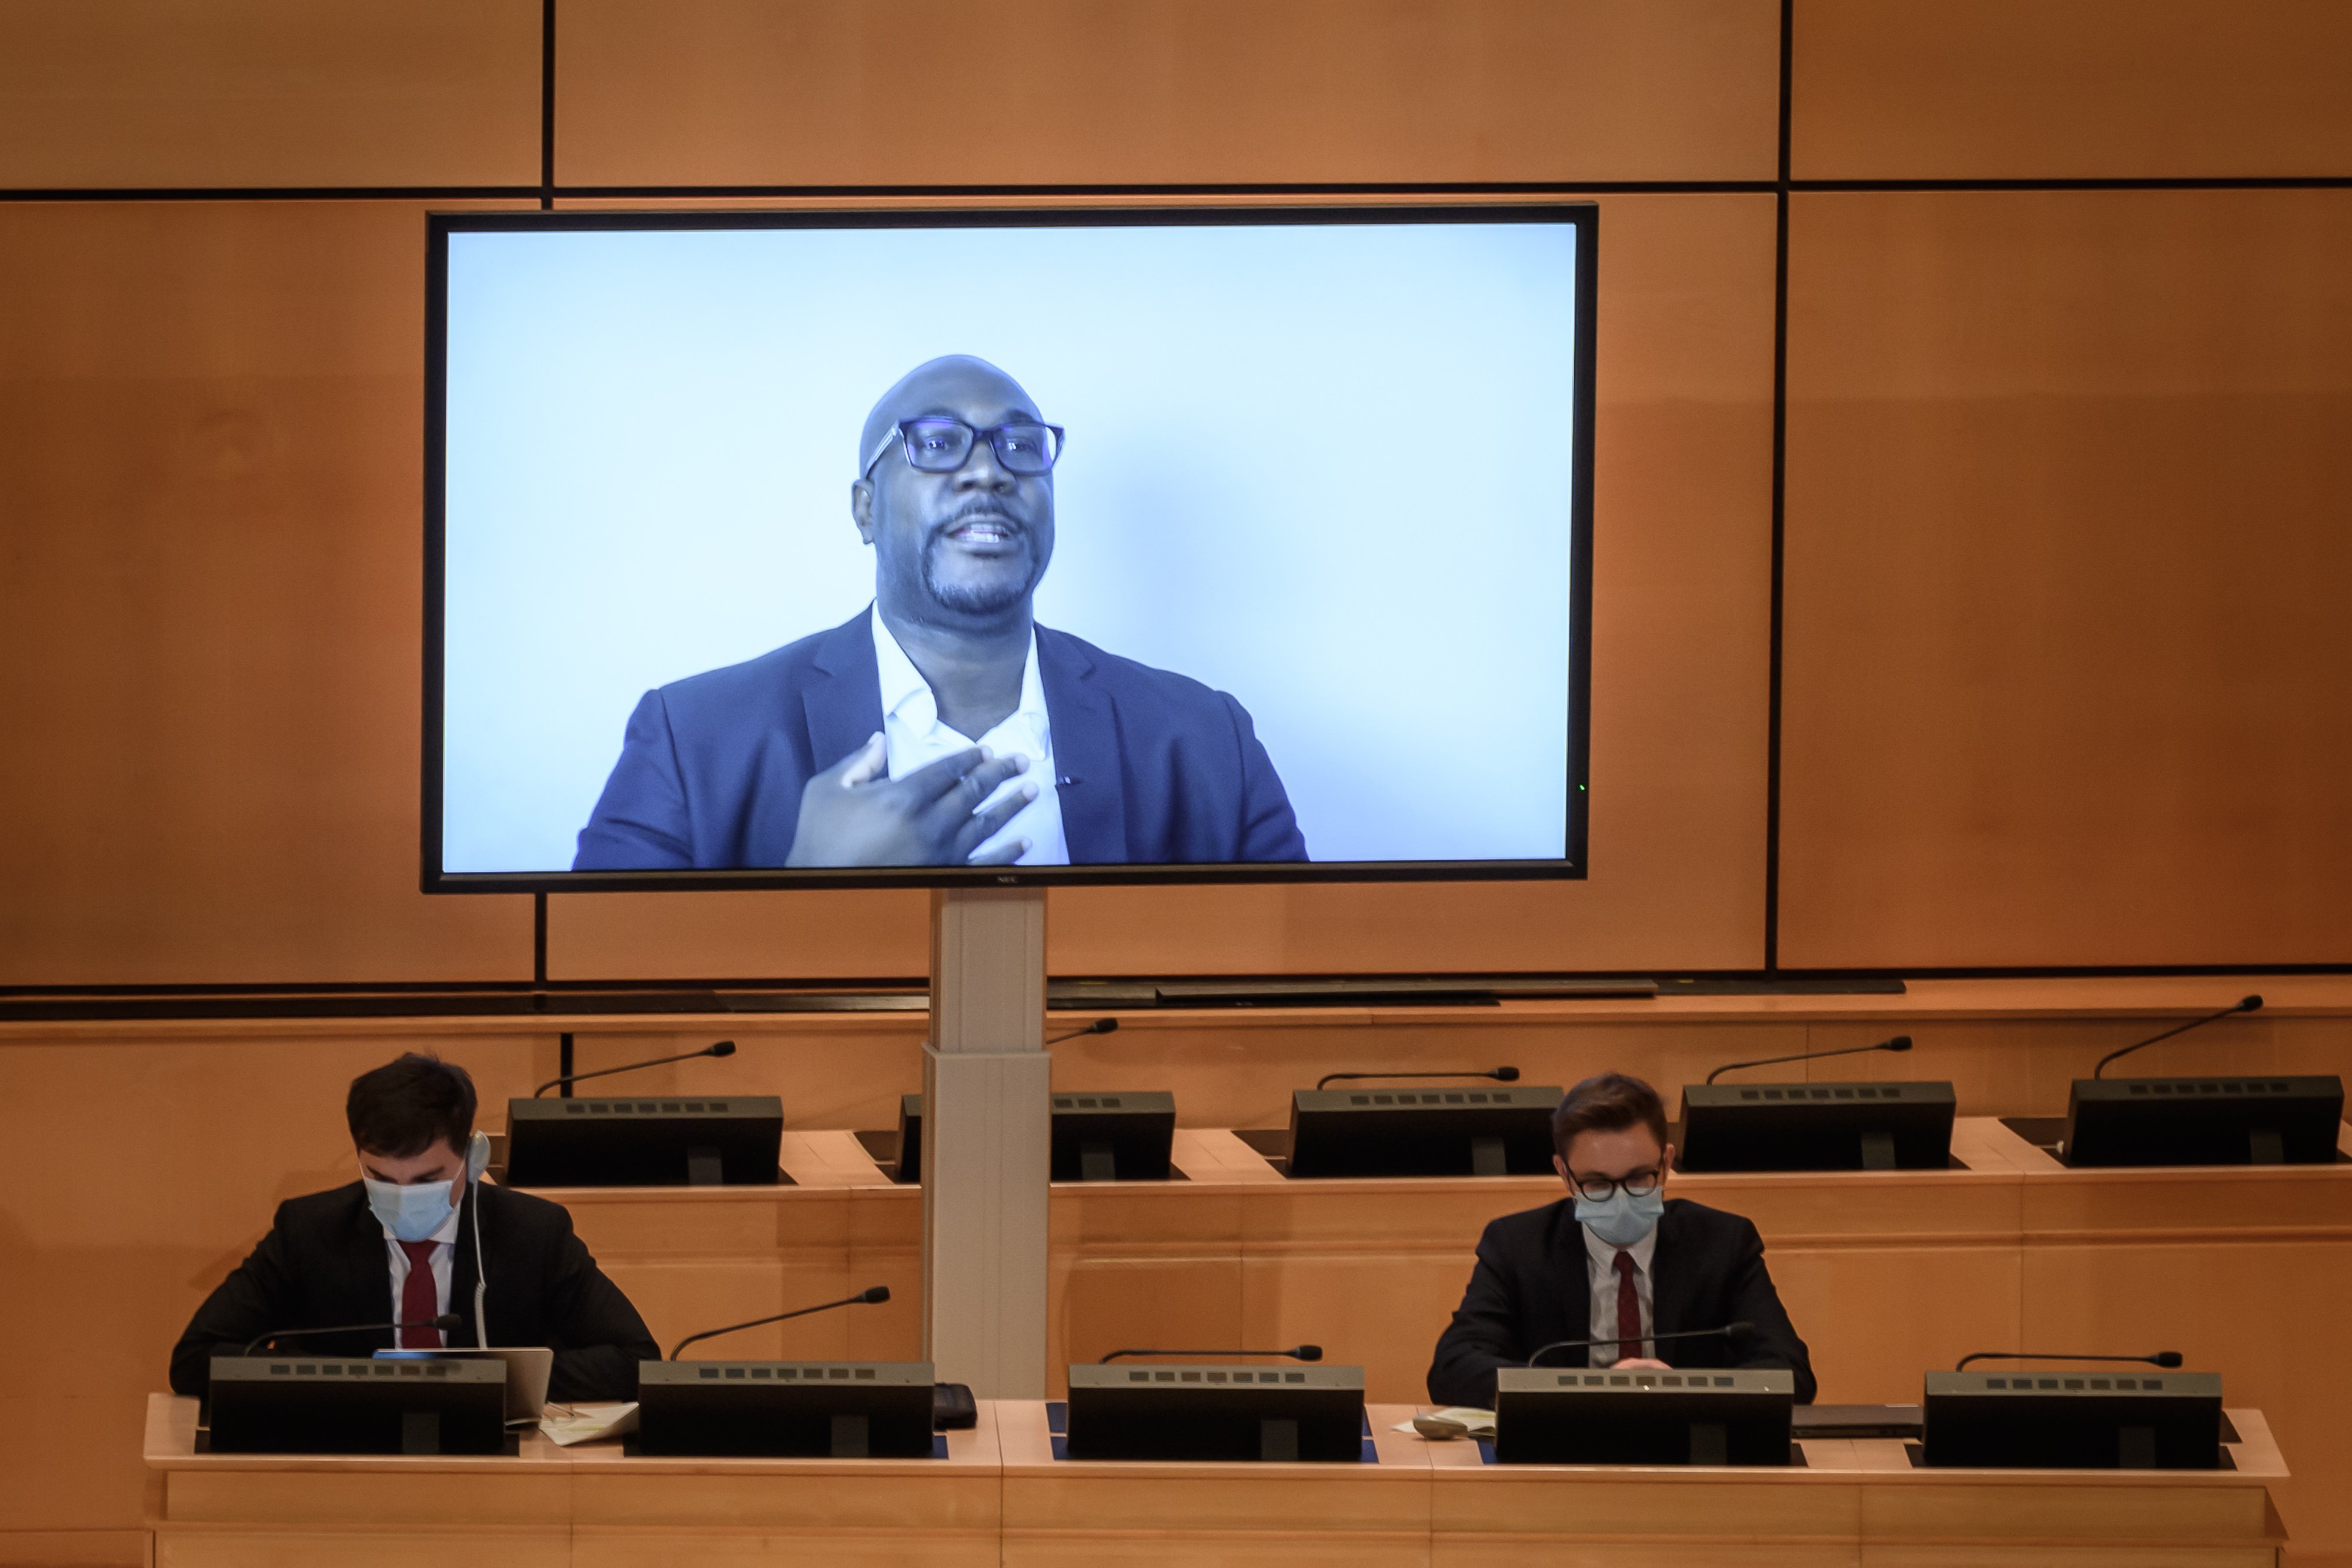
[573,355,1307,870]
[1426,1073,1816,1409]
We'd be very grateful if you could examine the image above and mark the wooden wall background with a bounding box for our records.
[5,0,2346,985]
[5,1,2352,1564]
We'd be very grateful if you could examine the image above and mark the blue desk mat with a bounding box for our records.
[1471,1437,1807,1467]
[1043,1402,1376,1462]
[620,1434,949,1459]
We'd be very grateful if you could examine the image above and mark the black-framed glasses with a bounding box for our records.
[862,417,1065,479]
[1570,1168,1662,1202]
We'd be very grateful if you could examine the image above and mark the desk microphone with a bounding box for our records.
[1955,1349,2183,1372]
[1100,1344,1322,1363]
[1047,1018,1120,1045]
[1526,1322,1755,1367]
[1315,1067,1519,1091]
[1705,1037,1910,1085]
[2093,995,2262,1079]
[241,1315,462,1356]
[669,1286,890,1360]
[535,1039,736,1098]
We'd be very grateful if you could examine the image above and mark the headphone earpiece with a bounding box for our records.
[466,1129,492,1183]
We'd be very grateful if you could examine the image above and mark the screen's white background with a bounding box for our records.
[441,219,1579,871]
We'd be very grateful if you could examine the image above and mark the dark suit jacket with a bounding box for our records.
[170,1182,656,1403]
[1426,1196,1815,1409]
[573,609,1308,870]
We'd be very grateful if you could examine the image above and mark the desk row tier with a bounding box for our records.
[519,1115,2352,1564]
[143,1393,2291,1568]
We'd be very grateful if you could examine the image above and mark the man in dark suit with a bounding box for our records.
[1428,1072,1815,1409]
[171,1054,656,1404]
[573,354,1307,871]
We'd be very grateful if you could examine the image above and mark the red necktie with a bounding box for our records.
[1612,1249,1643,1363]
[398,1239,442,1348]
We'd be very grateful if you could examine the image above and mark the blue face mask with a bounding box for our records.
[365,1178,457,1243]
[1575,1188,1665,1248]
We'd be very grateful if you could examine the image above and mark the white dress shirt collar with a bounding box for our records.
[871,603,1049,738]
[868,604,1070,867]
[1581,1218,1658,1278]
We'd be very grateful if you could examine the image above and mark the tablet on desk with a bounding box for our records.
[377,1348,553,1427]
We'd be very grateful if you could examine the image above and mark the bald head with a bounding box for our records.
[851,355,1057,632]
[859,356,1040,476]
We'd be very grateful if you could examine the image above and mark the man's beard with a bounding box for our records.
[921,530,1041,616]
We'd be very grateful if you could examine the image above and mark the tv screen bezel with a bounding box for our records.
[422,199,1597,892]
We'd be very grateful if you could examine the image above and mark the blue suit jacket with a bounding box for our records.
[574,610,1308,870]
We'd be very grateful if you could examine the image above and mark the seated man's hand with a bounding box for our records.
[786,734,1035,867]
[1609,1358,1673,1372]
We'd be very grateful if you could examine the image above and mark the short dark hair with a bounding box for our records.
[1551,1072,1669,1161]
[346,1053,477,1159]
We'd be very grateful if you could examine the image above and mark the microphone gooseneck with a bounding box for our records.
[1705,1037,1912,1086]
[1525,1322,1756,1368]
[1955,1350,2184,1372]
[534,1039,737,1098]
[1314,1067,1519,1091]
[669,1285,891,1360]
[1100,1344,1322,1363]
[1046,1018,1121,1045]
[242,1315,462,1356]
[2092,995,2263,1079]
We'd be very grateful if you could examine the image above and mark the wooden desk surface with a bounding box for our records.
[145,1394,2290,1566]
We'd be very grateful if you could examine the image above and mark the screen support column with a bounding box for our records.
[920,886,1050,1398]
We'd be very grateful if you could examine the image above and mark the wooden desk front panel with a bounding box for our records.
[142,1395,2290,1567]
[999,1400,1435,1568]
[566,1417,1003,1568]
[2018,1166,2352,1568]
[143,1396,574,1568]
[1427,1416,2286,1568]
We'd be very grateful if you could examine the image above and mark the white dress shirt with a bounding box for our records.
[871,606,1070,866]
[381,1196,460,1347]
[1581,1223,1657,1367]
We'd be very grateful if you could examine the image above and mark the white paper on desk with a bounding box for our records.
[1392,1406,1495,1437]
[541,1401,639,1446]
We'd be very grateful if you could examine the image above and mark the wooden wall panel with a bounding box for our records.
[0,1,542,189]
[549,889,928,982]
[544,192,1779,980]
[1778,190,2352,969]
[0,1031,546,1543]
[0,201,536,984]
[555,0,1780,188]
[1793,0,2352,180]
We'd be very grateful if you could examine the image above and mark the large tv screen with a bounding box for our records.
[425,203,1594,890]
